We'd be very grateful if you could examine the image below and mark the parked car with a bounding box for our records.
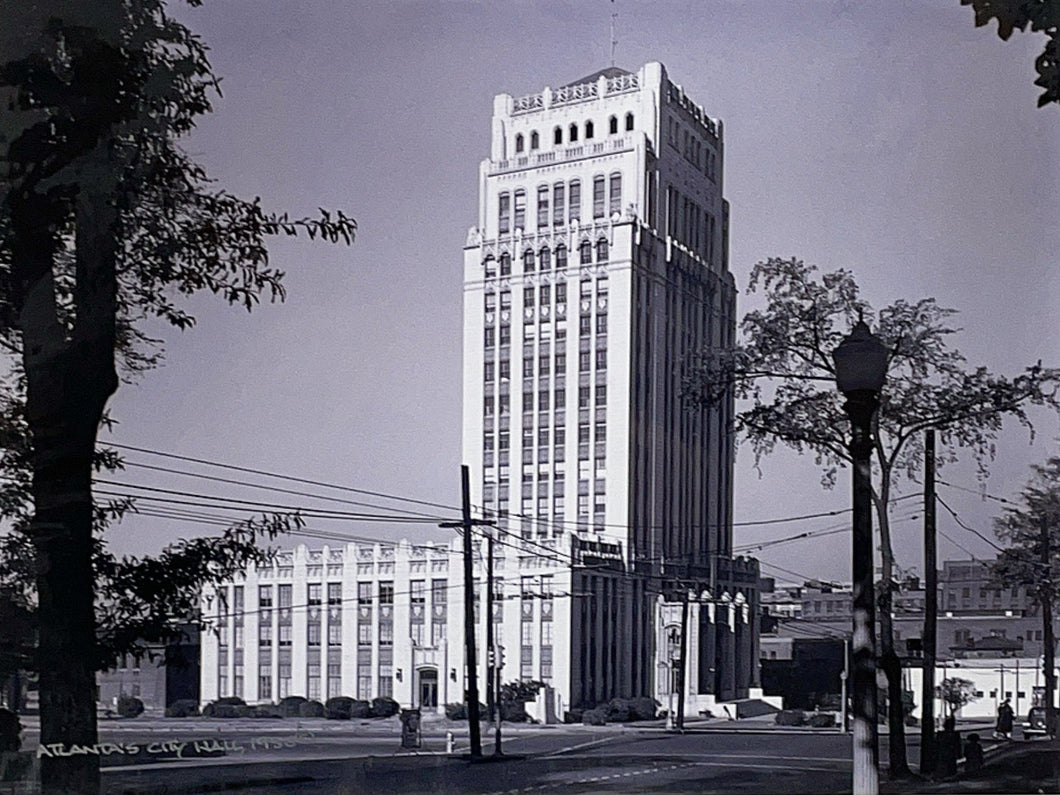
[1023,706,1055,738]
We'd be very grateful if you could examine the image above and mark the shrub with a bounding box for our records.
[165,699,200,718]
[808,712,835,728]
[370,696,400,718]
[775,709,807,726]
[443,702,486,721]
[606,698,631,723]
[298,700,325,718]
[116,696,144,719]
[582,708,608,726]
[629,697,659,722]
[0,708,21,753]
[278,696,308,718]
[500,700,528,722]
[325,697,354,720]
[350,700,371,719]
[563,709,583,724]
[215,696,246,707]
[202,703,240,718]
[250,704,283,718]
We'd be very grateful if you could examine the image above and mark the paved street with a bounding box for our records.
[93,720,854,794]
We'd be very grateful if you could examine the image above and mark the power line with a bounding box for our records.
[120,460,444,519]
[935,494,1004,553]
[937,479,1019,507]
[105,440,910,535]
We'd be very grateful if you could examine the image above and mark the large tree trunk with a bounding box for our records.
[14,178,120,794]
[874,479,911,779]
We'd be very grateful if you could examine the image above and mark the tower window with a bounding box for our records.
[515,133,524,154]
[593,176,605,218]
[499,193,511,234]
[609,172,622,217]
[484,256,496,278]
[554,126,563,145]
[608,115,618,135]
[584,120,594,140]
[537,185,550,228]
[530,131,539,150]
[568,123,578,142]
[555,245,567,270]
[625,112,634,131]
[539,247,551,271]
[596,238,609,262]
[500,253,511,276]
[514,190,526,231]
[523,249,535,272]
[553,183,565,227]
[569,180,581,223]
[579,240,592,264]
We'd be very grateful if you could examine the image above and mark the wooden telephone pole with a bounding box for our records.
[439,465,492,759]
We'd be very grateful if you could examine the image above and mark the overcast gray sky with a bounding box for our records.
[105,0,1060,585]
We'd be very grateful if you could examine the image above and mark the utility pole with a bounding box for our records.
[1041,514,1056,735]
[675,587,690,731]
[439,465,491,760]
[920,429,937,776]
[486,531,495,725]
[841,636,850,733]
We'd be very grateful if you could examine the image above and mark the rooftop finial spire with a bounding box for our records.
[610,0,617,68]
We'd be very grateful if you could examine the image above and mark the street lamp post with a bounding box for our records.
[833,319,887,795]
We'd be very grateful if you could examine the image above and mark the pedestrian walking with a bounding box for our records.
[936,715,960,778]
[963,733,984,773]
[995,698,1014,740]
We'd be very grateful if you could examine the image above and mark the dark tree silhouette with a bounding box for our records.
[0,2,355,792]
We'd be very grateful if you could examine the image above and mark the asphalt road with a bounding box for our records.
[96,722,855,794]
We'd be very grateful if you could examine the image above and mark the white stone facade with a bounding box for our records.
[200,540,571,713]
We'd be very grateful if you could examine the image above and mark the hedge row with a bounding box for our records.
[186,695,401,719]
[564,697,660,726]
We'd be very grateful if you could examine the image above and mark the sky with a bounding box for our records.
[102,0,1060,586]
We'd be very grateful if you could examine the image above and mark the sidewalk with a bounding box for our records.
[882,737,1060,794]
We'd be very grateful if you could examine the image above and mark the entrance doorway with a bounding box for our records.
[419,669,438,708]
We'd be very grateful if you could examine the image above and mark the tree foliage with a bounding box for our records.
[992,456,1060,600]
[961,0,1060,107]
[938,677,979,715]
[0,1,355,790]
[685,256,1060,776]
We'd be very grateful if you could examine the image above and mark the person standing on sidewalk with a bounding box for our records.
[963,733,984,773]
[995,698,1014,740]
[937,716,960,778]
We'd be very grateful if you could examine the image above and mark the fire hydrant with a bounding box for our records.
[445,731,454,754]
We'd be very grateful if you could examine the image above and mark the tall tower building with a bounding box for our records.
[462,63,759,711]
[199,64,761,720]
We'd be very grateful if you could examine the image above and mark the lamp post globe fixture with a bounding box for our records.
[832,318,887,795]
[833,320,888,395]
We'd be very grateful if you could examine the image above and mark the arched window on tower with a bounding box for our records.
[515,133,524,154]
[608,115,618,135]
[538,247,551,271]
[553,126,563,145]
[523,248,535,272]
[499,252,511,276]
[484,255,496,278]
[625,112,634,131]
[568,123,578,142]
[584,120,594,140]
[596,238,609,262]
[530,131,539,150]
[579,240,592,264]
[555,245,567,270]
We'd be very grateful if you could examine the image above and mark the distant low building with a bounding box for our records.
[96,626,200,714]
